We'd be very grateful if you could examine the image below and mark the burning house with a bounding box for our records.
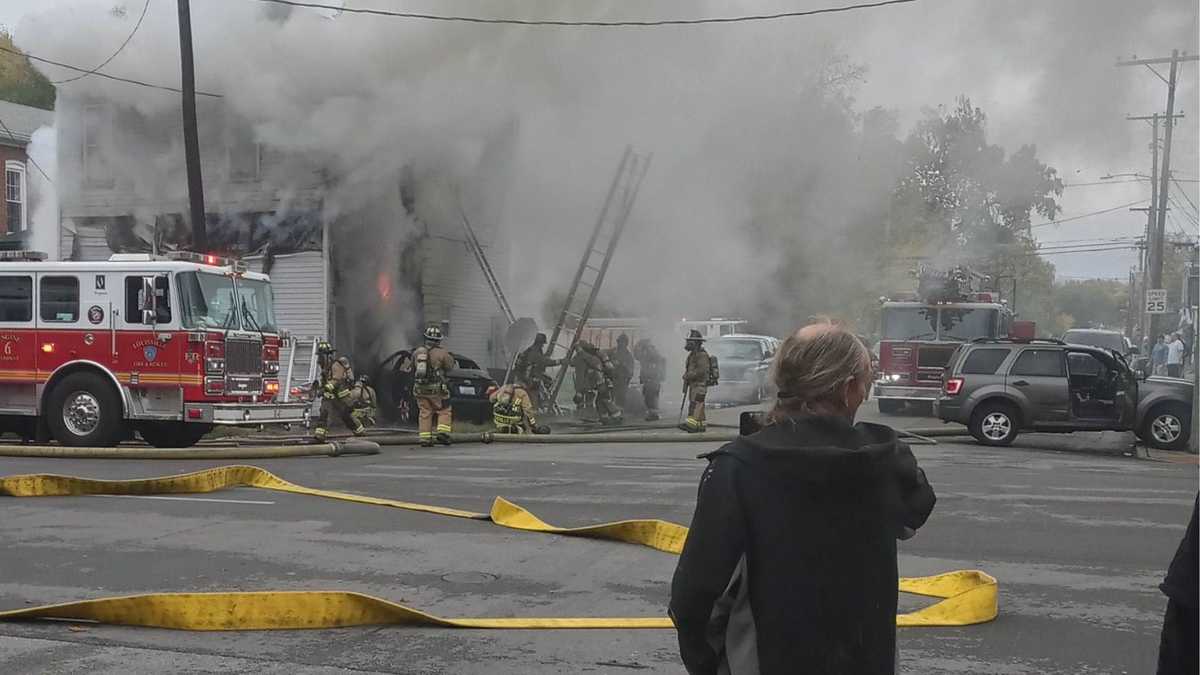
[50,93,513,377]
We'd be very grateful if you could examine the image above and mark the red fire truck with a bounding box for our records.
[874,266,1022,413]
[0,250,310,447]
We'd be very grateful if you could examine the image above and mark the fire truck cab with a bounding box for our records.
[0,250,310,447]
[874,266,1014,413]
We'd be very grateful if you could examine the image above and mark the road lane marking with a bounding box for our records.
[93,495,276,505]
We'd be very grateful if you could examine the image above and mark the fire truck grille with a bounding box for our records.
[226,339,263,375]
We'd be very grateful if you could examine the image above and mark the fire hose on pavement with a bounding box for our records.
[0,439,380,459]
[0,464,998,631]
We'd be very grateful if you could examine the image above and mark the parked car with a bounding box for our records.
[937,338,1193,450]
[374,350,497,425]
[706,334,780,403]
[1061,328,1136,356]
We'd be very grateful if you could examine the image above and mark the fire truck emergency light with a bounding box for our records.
[40,343,54,353]
[165,251,248,273]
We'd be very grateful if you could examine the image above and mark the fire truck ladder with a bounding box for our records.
[280,336,321,404]
[544,146,652,410]
[457,200,516,327]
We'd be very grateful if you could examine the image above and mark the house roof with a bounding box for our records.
[0,99,54,148]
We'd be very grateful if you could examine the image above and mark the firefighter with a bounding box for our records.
[347,376,378,428]
[313,340,365,442]
[680,330,709,433]
[412,325,456,447]
[514,333,561,411]
[634,338,665,421]
[607,333,635,409]
[489,378,550,435]
[572,341,603,416]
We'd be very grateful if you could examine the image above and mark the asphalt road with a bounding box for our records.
[0,406,1195,673]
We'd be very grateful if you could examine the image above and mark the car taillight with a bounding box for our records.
[944,377,964,395]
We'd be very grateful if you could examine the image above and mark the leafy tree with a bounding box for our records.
[1052,279,1129,331]
[889,97,1063,332]
[0,31,55,110]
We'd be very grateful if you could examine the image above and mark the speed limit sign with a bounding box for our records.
[1145,289,1168,314]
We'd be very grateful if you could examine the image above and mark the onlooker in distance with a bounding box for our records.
[1152,335,1169,376]
[1166,332,1185,378]
[669,323,936,675]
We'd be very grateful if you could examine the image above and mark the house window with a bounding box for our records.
[229,138,262,182]
[4,161,25,233]
[82,104,114,188]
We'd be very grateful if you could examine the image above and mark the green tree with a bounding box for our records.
[889,97,1064,332]
[0,31,55,110]
[1052,279,1129,331]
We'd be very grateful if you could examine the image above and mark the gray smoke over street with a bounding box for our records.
[13,0,1198,345]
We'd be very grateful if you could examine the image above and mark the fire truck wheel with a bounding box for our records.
[969,401,1019,447]
[137,422,214,448]
[46,372,125,447]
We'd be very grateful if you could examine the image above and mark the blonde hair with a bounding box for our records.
[768,323,871,420]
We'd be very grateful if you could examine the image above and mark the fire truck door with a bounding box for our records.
[0,273,37,412]
[34,274,98,382]
[116,274,183,387]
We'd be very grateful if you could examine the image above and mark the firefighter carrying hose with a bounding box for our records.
[313,340,365,442]
[680,330,713,433]
[489,377,551,435]
[412,325,456,447]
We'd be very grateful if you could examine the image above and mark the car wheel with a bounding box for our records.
[877,400,903,415]
[969,402,1019,447]
[138,422,213,448]
[1141,403,1190,451]
[46,371,125,447]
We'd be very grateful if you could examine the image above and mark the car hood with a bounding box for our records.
[1142,376,1195,397]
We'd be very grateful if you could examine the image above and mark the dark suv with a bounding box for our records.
[937,339,1194,450]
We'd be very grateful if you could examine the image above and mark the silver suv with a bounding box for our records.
[937,339,1193,450]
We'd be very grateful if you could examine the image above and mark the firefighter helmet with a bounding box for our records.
[685,329,704,350]
[316,340,335,355]
[423,325,444,343]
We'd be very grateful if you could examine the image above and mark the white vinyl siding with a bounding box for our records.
[420,235,504,368]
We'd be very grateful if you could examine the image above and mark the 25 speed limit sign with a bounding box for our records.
[1145,289,1168,314]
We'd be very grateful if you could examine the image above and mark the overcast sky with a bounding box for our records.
[3,0,1197,282]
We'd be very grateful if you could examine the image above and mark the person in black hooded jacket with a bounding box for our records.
[670,323,936,675]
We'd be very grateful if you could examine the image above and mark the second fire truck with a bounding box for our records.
[874,265,1028,413]
[0,250,309,447]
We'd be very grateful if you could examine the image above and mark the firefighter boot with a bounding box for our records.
[419,432,434,448]
[313,427,328,443]
[352,423,366,437]
[436,424,452,446]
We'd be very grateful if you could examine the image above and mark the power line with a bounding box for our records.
[1030,199,1150,229]
[53,0,152,85]
[0,115,52,184]
[1170,178,1198,214]
[1062,179,1148,187]
[251,0,919,26]
[0,45,222,98]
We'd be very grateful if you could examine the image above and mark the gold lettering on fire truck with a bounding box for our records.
[0,334,20,361]
[132,338,167,368]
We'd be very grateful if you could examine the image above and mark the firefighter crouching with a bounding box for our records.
[633,338,665,421]
[680,330,716,433]
[489,379,551,435]
[413,325,456,447]
[313,340,366,442]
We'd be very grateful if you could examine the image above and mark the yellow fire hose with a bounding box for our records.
[0,439,380,459]
[0,464,998,631]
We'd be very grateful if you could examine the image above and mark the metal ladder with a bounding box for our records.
[458,197,516,326]
[280,336,321,403]
[544,146,652,409]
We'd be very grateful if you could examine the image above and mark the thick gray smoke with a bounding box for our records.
[14,0,1199,347]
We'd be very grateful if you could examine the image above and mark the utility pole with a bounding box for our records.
[177,0,206,251]
[1119,51,1197,340]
